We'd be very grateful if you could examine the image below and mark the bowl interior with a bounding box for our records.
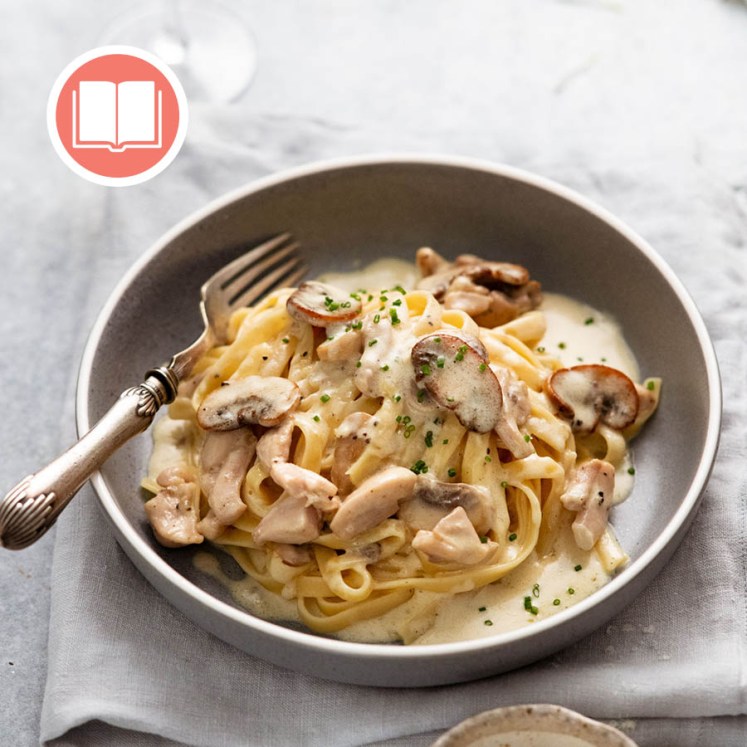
[82,159,716,646]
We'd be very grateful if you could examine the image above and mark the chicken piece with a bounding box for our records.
[270,462,339,513]
[493,366,533,459]
[256,417,294,471]
[144,466,203,548]
[253,492,322,547]
[330,466,417,540]
[274,543,313,566]
[412,507,497,565]
[560,459,616,551]
[198,429,255,527]
[317,329,363,362]
[331,412,376,495]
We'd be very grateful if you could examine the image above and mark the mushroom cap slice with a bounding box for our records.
[287,281,361,327]
[197,376,300,430]
[547,364,639,433]
[411,333,502,433]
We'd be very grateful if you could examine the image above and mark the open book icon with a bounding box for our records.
[72,81,162,152]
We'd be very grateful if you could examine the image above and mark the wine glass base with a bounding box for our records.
[101,1,257,103]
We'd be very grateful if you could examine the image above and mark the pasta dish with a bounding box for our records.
[142,248,660,643]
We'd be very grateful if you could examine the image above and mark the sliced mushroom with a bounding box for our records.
[256,417,294,471]
[412,333,502,433]
[560,459,615,551]
[330,466,417,540]
[253,492,322,547]
[287,281,362,327]
[198,429,255,526]
[546,365,639,433]
[415,248,542,327]
[411,507,497,565]
[398,476,493,534]
[270,462,339,514]
[493,366,533,459]
[331,412,376,494]
[197,376,300,431]
[144,466,203,548]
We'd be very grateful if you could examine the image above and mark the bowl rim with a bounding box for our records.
[76,152,722,660]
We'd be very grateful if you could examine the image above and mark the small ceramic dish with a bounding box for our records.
[432,704,637,747]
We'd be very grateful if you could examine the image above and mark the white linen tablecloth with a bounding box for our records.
[2,0,744,744]
[40,104,747,745]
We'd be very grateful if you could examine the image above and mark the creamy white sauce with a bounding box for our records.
[191,260,643,645]
[541,293,639,380]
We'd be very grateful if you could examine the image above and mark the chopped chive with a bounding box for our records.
[436,356,445,369]
[394,395,402,402]
[574,564,582,572]
[417,389,426,402]
[568,587,575,595]
[647,380,656,391]
[389,308,401,325]
[350,292,361,301]
[380,295,388,302]
[523,434,531,442]
[424,430,434,448]
[373,314,380,323]
[410,459,429,475]
[484,455,492,463]
[536,346,546,353]
[442,439,449,445]
[367,294,374,301]
[558,342,566,350]
[355,360,362,368]
[523,596,538,615]
[501,481,509,489]
[396,415,402,423]
[320,394,330,403]
[479,536,488,544]
[368,339,378,347]
[584,317,595,325]
[448,468,457,477]
[313,415,320,422]
[532,583,540,598]
[484,619,493,626]
[553,598,561,606]
[433,337,441,343]
[404,424,416,438]
[478,362,487,373]
[627,467,636,475]
[392,299,402,306]
[478,606,487,612]
[420,364,432,376]
[381,364,390,371]
[282,337,290,343]
[508,532,517,541]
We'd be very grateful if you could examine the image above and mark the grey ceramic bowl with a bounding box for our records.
[77,155,720,687]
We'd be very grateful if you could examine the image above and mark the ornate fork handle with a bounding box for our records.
[0,365,179,550]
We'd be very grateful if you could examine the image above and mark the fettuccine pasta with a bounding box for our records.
[142,249,659,643]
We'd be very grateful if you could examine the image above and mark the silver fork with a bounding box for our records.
[0,233,304,550]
